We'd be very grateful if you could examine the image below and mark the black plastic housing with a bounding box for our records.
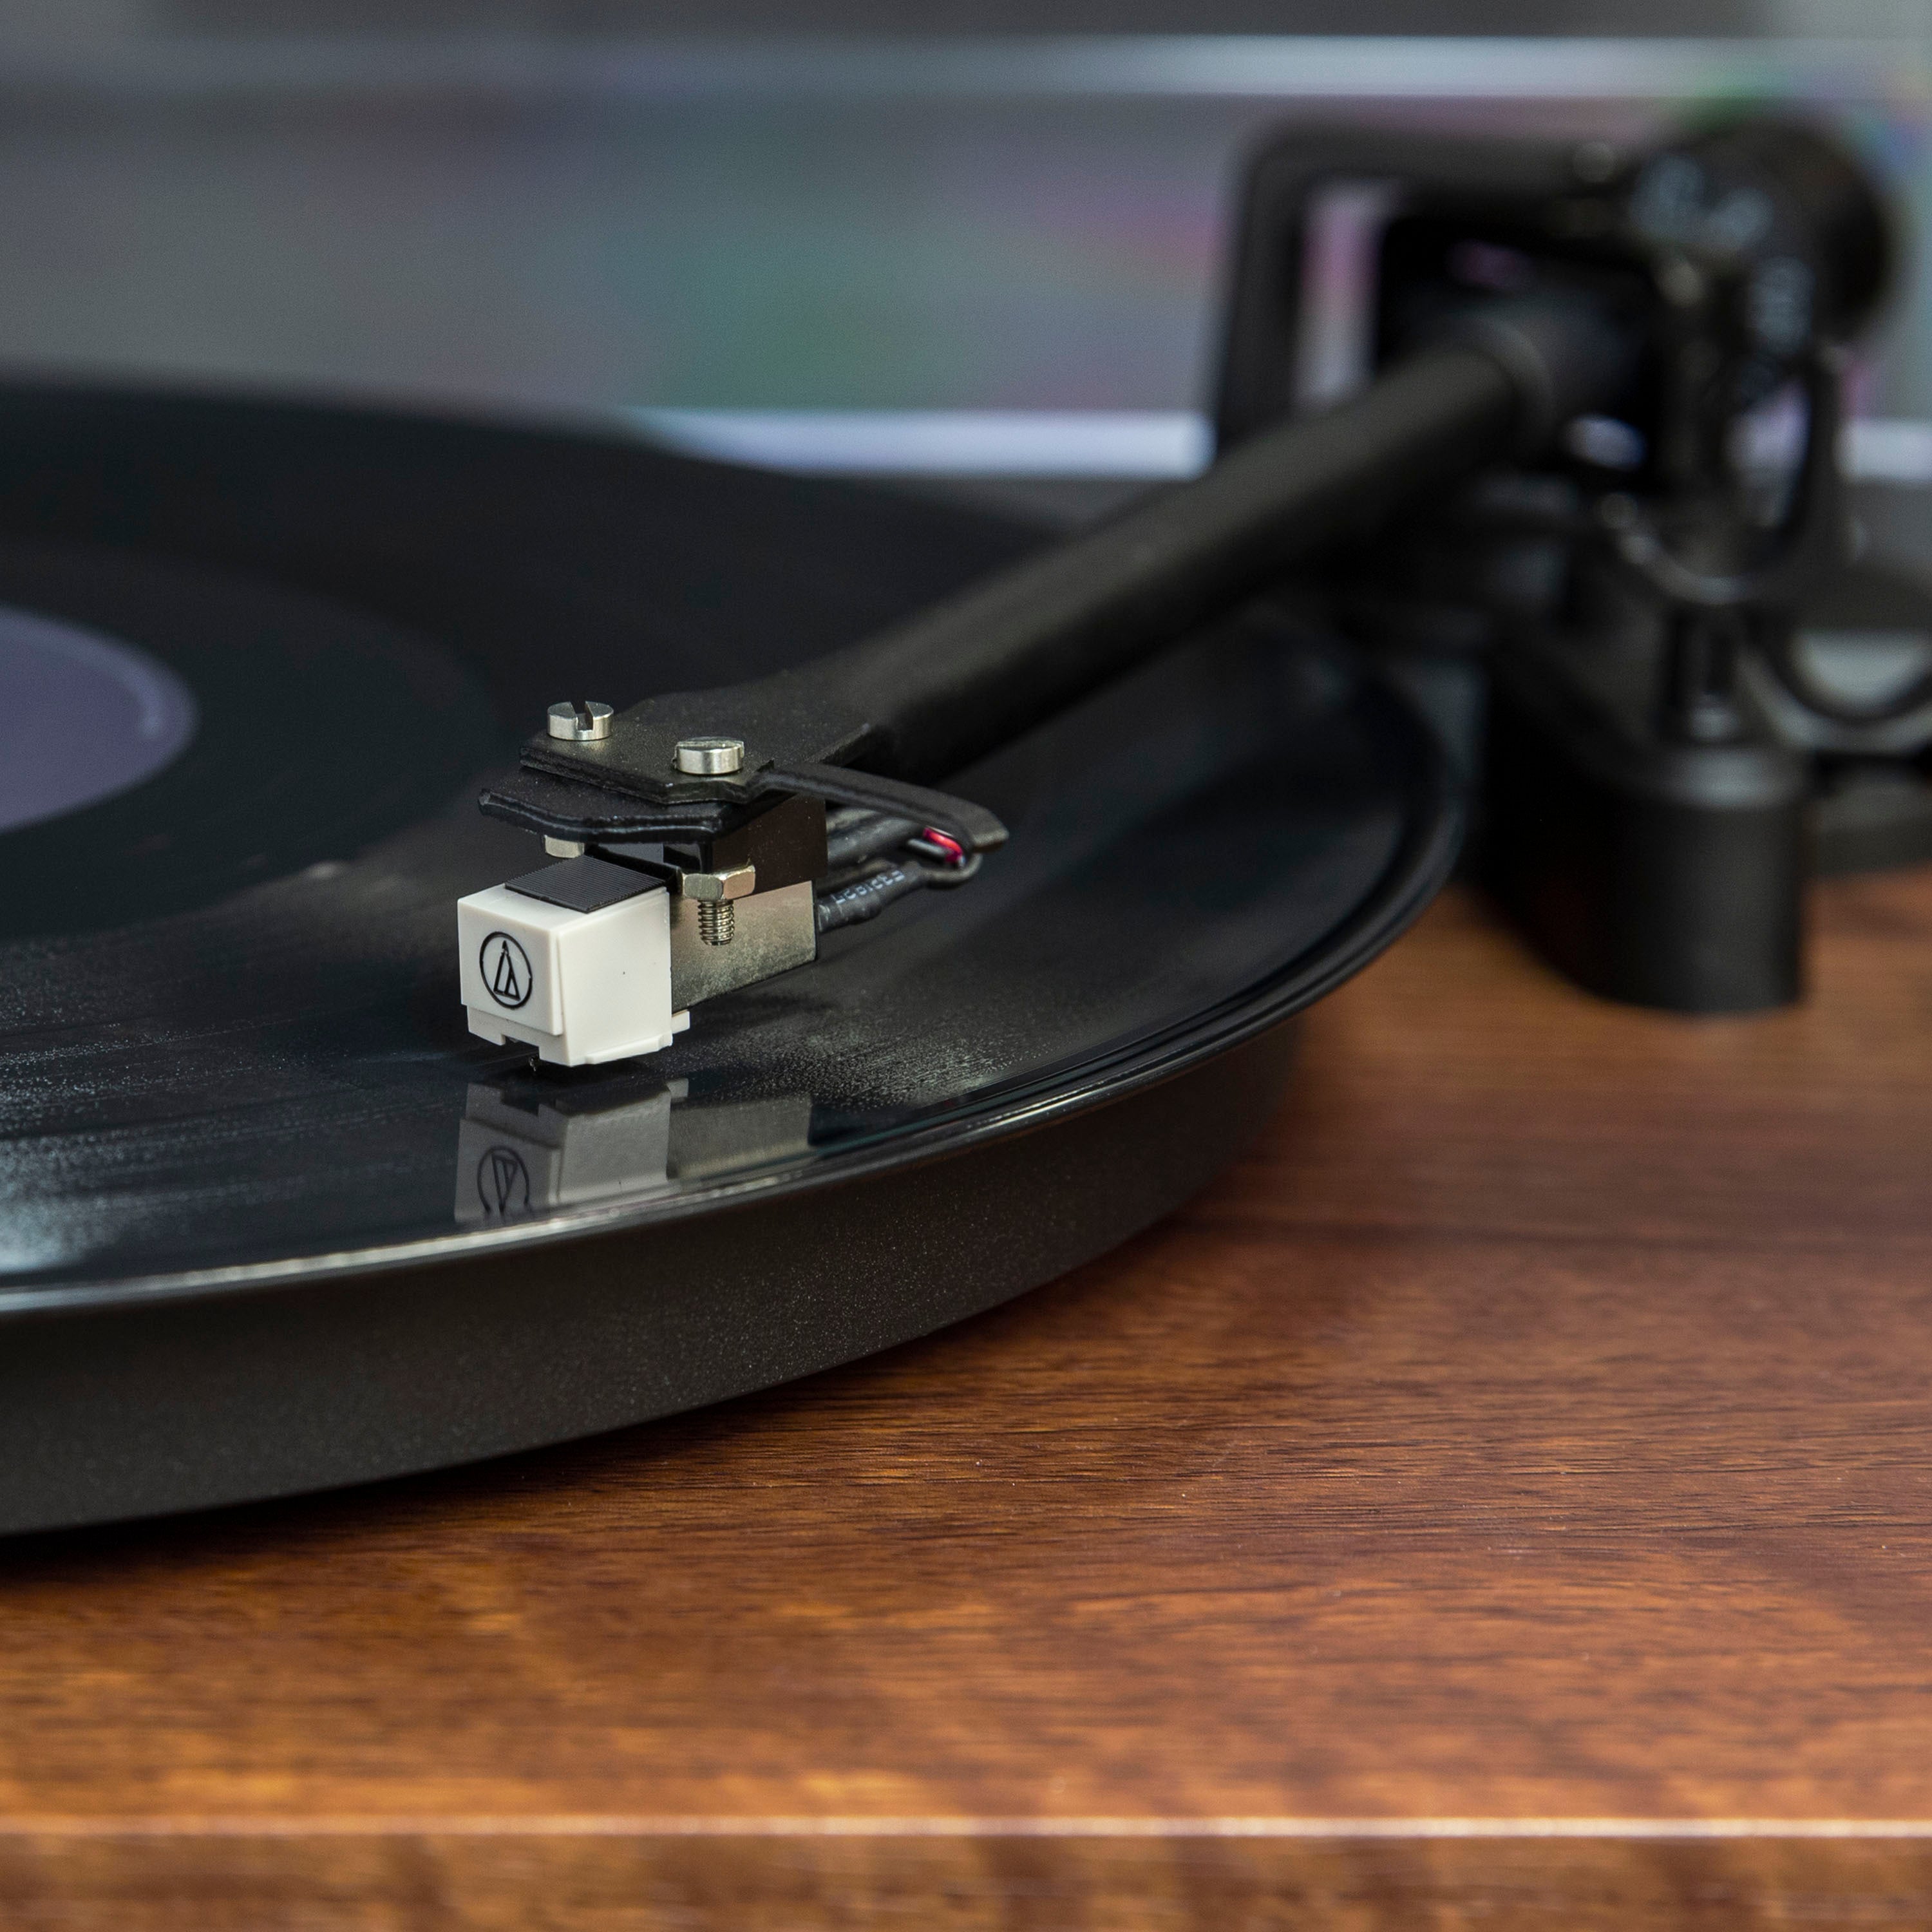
[1481,644,1810,1012]
[1212,117,1899,1015]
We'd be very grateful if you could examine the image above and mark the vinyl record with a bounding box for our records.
[0,386,1458,1531]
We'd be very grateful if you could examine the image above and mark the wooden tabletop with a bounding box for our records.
[7,872,1932,1929]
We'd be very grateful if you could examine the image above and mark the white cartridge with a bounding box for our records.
[457,858,688,1068]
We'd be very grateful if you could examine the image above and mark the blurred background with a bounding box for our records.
[0,1,1924,478]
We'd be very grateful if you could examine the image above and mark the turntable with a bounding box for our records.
[0,112,1917,1533]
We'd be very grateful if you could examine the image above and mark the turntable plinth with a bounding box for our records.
[4,873,1932,1928]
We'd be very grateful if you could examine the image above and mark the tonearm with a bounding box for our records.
[458,117,1892,1063]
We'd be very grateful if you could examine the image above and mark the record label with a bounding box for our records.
[0,606,197,833]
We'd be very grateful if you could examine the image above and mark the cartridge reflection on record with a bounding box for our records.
[455,1073,815,1224]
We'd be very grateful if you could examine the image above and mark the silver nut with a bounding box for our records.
[675,735,746,775]
[680,864,756,902]
[543,836,587,859]
[547,701,613,742]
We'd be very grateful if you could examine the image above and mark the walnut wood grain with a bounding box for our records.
[5,873,1932,1927]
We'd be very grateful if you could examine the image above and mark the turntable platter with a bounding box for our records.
[0,387,1456,1531]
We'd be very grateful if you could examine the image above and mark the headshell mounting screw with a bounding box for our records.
[547,701,613,742]
[681,863,755,946]
[675,735,746,776]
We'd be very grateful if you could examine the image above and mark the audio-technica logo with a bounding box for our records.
[475,1144,532,1217]
[478,931,533,1009]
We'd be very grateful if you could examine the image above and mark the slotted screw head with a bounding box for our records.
[547,701,613,742]
[675,735,745,775]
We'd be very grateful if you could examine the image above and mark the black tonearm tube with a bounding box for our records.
[481,305,1619,851]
